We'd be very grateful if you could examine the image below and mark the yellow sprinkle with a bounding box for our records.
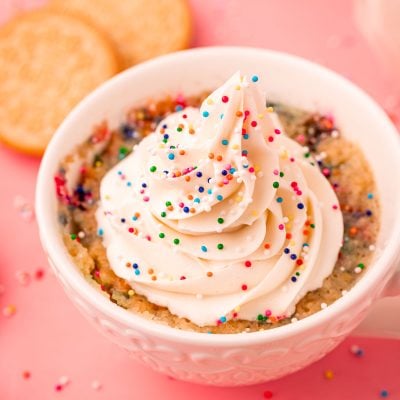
[324,370,334,380]
[105,195,111,200]
[231,144,240,150]
[128,289,135,296]
[266,106,274,113]
[2,304,16,317]
[290,240,296,246]
[207,98,214,105]
[254,164,261,172]
[234,306,241,312]
[258,113,264,119]
[235,85,241,90]
[235,196,243,203]
[251,210,259,217]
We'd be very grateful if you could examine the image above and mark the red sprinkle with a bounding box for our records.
[222,95,229,103]
[244,260,252,267]
[251,121,258,127]
[264,390,273,398]
[34,269,45,280]
[241,284,248,291]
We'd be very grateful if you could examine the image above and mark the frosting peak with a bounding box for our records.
[96,73,343,327]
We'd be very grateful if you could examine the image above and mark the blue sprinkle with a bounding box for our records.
[175,105,183,111]
[251,75,259,82]
[367,193,374,199]
[276,197,283,203]
[217,195,223,201]
[297,203,304,209]
[207,189,212,195]
[202,111,209,118]
[117,170,122,175]
[132,263,138,269]
[201,245,208,252]
[243,134,249,140]
[196,171,203,178]
[221,139,229,146]
[142,183,147,188]
[134,269,140,276]
[162,124,168,129]
[242,149,248,155]
[230,168,236,174]
[290,254,297,260]
[183,207,190,213]
[303,243,309,247]
[220,113,224,119]
[168,153,175,160]
[380,390,389,398]
[126,181,132,187]
[132,216,138,221]
[291,276,297,282]
[284,248,290,254]
[163,134,169,139]
[221,170,228,176]
[366,209,373,216]
[198,186,204,193]
[220,316,227,323]
[194,198,201,203]
[97,228,104,236]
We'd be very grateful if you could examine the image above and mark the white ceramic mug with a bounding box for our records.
[36,47,400,386]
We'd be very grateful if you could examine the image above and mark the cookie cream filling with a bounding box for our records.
[96,73,343,327]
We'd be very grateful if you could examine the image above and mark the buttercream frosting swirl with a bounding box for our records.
[96,72,343,326]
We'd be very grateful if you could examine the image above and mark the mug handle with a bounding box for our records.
[352,268,400,338]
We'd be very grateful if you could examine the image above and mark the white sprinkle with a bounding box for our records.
[291,317,298,323]
[320,302,328,309]
[331,130,339,138]
[15,270,31,286]
[78,231,85,239]
[91,380,102,390]
[354,267,362,274]
[341,290,348,296]
[340,266,345,272]
[369,244,376,251]
[58,376,70,386]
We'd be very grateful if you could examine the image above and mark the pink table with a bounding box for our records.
[1,1,399,399]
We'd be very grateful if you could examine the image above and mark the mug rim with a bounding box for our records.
[35,46,400,346]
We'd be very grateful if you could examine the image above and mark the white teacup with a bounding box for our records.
[36,47,400,386]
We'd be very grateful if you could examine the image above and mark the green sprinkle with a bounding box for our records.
[310,223,315,229]
[160,212,167,218]
[150,165,157,173]
[118,147,129,160]
[159,233,165,239]
[279,172,284,177]
[173,238,180,245]
[358,263,365,269]
[217,217,224,224]
[70,233,77,240]
[165,201,172,206]
[272,181,279,189]
[304,152,311,158]
[295,272,300,276]
[177,127,183,132]
[217,243,224,250]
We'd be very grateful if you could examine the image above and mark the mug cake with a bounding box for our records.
[55,73,379,333]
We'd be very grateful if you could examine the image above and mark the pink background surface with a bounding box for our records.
[0,1,399,399]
